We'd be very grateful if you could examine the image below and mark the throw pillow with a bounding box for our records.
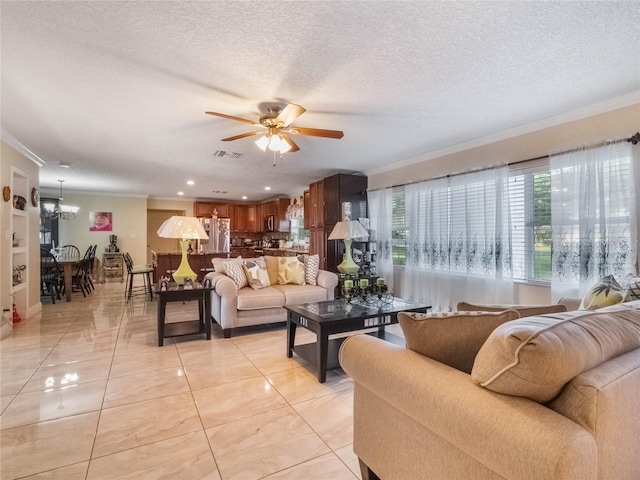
[471,306,640,403]
[213,256,242,274]
[223,260,248,289]
[579,274,626,310]
[623,277,640,301]
[264,255,279,286]
[277,256,306,285]
[399,310,520,374]
[243,257,270,290]
[303,254,320,286]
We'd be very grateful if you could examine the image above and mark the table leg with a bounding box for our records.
[286,311,297,358]
[157,297,167,346]
[204,292,211,340]
[317,327,329,383]
[64,263,73,302]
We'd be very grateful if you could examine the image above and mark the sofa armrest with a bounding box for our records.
[316,270,339,298]
[339,335,597,480]
[205,272,237,297]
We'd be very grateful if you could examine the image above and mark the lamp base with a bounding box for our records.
[336,239,360,275]
[172,239,197,285]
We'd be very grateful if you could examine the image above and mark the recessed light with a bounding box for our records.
[60,163,71,168]
[186,180,194,186]
[177,191,184,196]
[241,195,247,200]
[265,186,271,191]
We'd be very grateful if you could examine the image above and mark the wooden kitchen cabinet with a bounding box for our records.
[194,201,229,218]
[229,204,247,232]
[246,205,257,232]
[303,189,310,230]
[275,198,289,233]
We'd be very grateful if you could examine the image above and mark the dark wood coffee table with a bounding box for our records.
[156,282,214,346]
[285,297,430,382]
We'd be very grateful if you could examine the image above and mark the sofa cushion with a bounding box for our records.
[243,257,270,290]
[457,302,567,318]
[273,284,329,304]
[399,310,520,374]
[277,256,306,285]
[236,286,286,310]
[579,274,626,310]
[471,305,640,402]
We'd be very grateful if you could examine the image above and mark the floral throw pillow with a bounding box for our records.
[243,257,271,290]
[303,254,320,285]
[223,260,249,289]
[579,275,626,310]
[277,256,306,285]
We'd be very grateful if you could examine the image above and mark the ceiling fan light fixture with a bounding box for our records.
[255,135,269,151]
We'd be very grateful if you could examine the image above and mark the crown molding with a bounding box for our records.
[365,91,640,177]
[0,128,47,167]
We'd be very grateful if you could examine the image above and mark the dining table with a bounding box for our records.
[57,258,81,302]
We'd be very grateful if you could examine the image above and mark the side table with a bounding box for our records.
[156,282,213,346]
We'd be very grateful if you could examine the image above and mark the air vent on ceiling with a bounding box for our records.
[211,190,228,194]
[213,150,242,158]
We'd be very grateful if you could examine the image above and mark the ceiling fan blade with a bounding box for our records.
[205,111,260,126]
[287,126,344,139]
[276,104,306,127]
[221,131,264,141]
[281,133,300,152]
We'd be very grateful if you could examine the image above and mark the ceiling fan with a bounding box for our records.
[205,103,344,155]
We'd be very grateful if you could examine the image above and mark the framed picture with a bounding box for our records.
[90,211,112,232]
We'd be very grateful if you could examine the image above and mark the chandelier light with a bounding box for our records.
[285,196,304,220]
[42,180,79,220]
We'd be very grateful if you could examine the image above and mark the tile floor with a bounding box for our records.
[0,281,397,479]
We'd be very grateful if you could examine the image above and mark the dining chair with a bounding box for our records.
[40,248,62,303]
[60,244,81,261]
[124,253,154,301]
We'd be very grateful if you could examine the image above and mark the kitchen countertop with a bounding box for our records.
[231,246,309,255]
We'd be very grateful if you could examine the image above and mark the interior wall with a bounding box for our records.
[49,193,148,267]
[371,104,640,305]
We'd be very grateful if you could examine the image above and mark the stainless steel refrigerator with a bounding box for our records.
[199,216,230,253]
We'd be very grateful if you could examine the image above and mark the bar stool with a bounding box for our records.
[124,253,154,301]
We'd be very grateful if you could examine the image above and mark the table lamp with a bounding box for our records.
[328,218,369,275]
[157,216,208,284]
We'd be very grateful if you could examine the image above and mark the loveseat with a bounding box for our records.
[205,256,339,338]
[339,302,640,480]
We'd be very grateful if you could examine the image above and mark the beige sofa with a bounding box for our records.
[340,302,640,480]
[205,256,338,338]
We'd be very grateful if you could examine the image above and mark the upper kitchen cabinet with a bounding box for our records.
[246,205,257,232]
[229,204,247,232]
[194,201,229,218]
[322,174,367,225]
[303,189,310,230]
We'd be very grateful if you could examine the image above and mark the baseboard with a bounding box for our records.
[0,321,13,340]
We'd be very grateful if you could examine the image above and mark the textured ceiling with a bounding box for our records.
[1,1,639,201]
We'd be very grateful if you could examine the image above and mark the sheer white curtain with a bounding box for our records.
[368,188,395,292]
[403,167,514,311]
[551,142,638,301]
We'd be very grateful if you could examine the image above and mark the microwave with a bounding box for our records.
[264,215,275,232]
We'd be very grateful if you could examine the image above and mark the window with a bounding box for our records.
[389,160,553,282]
[391,187,407,265]
[509,162,552,282]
